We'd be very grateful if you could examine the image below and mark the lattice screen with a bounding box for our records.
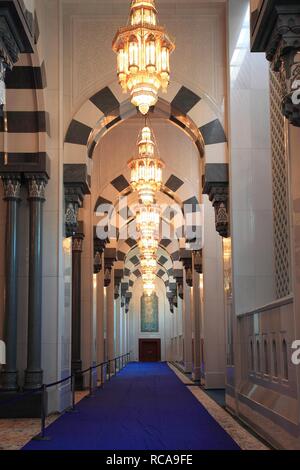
[269,69,291,299]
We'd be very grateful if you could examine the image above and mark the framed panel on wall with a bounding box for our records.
[141,294,159,333]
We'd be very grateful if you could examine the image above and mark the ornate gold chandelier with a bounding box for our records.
[128,125,164,206]
[113,0,175,115]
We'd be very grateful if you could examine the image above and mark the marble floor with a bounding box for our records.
[0,391,88,451]
[168,363,269,451]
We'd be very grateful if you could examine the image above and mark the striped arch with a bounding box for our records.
[64,80,227,174]
[124,246,173,290]
[2,48,49,163]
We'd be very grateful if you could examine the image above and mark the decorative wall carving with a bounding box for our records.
[26,175,47,200]
[270,69,291,299]
[1,176,21,200]
[203,164,229,238]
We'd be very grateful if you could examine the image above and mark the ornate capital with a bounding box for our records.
[26,175,48,201]
[167,291,174,313]
[251,3,300,127]
[114,269,124,299]
[93,228,108,273]
[64,164,90,237]
[72,221,84,253]
[203,164,229,238]
[180,250,193,287]
[193,250,203,274]
[104,248,117,287]
[1,174,21,201]
[125,292,132,314]
[174,269,184,300]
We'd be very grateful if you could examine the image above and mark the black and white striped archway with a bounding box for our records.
[64,80,227,176]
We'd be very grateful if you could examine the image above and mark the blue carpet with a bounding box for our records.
[23,363,240,450]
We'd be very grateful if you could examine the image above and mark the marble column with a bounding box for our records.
[105,249,117,370]
[107,270,115,370]
[192,251,202,381]
[183,273,193,373]
[71,223,84,389]
[24,175,48,390]
[0,175,21,391]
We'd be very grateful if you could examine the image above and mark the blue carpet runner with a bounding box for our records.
[23,363,240,450]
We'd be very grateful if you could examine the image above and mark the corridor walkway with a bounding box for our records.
[23,363,240,451]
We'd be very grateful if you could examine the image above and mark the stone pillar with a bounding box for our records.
[192,250,202,381]
[104,249,117,368]
[114,270,123,359]
[0,175,21,391]
[180,252,193,374]
[24,175,48,390]
[71,223,84,389]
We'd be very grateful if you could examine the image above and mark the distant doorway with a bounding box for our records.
[139,339,161,362]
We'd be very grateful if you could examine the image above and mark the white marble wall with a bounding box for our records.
[228,0,275,315]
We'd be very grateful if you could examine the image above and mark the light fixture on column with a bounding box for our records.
[113,0,175,115]
[128,125,164,205]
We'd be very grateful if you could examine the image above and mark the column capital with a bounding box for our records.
[125,292,132,314]
[94,227,109,273]
[114,269,124,299]
[1,174,21,201]
[25,174,48,201]
[174,269,184,299]
[180,250,193,287]
[251,2,300,127]
[203,164,229,238]
[72,221,84,253]
[104,248,117,287]
[193,249,203,274]
[64,164,90,237]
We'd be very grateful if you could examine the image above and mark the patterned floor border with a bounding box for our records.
[0,390,89,451]
[167,362,269,451]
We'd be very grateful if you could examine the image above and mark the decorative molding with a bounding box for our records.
[26,175,48,201]
[180,249,193,288]
[104,248,117,287]
[251,2,300,127]
[1,174,21,200]
[114,269,123,300]
[174,269,184,300]
[72,222,84,253]
[193,250,203,274]
[64,164,90,237]
[203,164,229,238]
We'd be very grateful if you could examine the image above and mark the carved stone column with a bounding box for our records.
[192,251,202,381]
[0,175,21,391]
[203,164,229,238]
[71,222,84,390]
[24,175,48,390]
[94,228,108,274]
[105,249,116,369]
[125,293,132,314]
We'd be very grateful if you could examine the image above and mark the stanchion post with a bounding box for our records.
[33,385,51,441]
[89,367,94,397]
[72,373,76,411]
[100,363,104,388]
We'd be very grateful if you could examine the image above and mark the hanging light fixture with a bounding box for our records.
[128,125,164,206]
[113,0,175,115]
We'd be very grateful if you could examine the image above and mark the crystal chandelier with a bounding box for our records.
[113,0,175,115]
[128,125,164,205]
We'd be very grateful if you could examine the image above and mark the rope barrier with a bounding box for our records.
[0,352,131,442]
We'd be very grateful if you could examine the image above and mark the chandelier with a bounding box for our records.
[128,125,164,205]
[113,0,175,115]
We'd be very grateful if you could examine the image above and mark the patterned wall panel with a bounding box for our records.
[270,69,291,299]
